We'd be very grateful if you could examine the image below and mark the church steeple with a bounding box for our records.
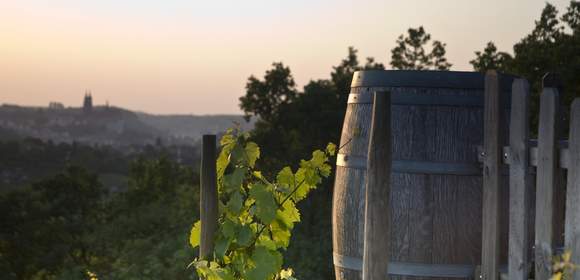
[83,90,93,113]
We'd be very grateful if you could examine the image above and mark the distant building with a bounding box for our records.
[48,102,64,109]
[83,90,93,113]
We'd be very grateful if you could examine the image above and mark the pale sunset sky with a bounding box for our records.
[0,0,572,114]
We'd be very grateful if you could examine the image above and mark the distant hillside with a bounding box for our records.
[0,104,253,147]
[136,112,254,141]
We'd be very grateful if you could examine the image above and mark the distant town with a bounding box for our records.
[0,91,254,148]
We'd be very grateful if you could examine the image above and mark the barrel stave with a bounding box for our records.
[333,71,515,280]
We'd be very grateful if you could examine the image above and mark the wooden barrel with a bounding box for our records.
[332,70,515,280]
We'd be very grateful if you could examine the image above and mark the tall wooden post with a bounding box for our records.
[534,88,560,279]
[481,70,502,280]
[200,134,218,259]
[362,91,392,280]
[565,99,580,280]
[508,79,531,280]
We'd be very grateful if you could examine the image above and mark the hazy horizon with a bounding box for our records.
[0,0,571,114]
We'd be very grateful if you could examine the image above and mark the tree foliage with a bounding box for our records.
[390,26,452,70]
[0,167,108,279]
[0,157,198,280]
[471,1,580,128]
[469,42,513,72]
[239,63,298,122]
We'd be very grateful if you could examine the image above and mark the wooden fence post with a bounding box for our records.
[481,70,503,280]
[508,79,531,280]
[534,88,561,279]
[565,99,580,279]
[200,134,218,259]
[362,91,392,280]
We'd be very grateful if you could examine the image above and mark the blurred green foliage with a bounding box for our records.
[0,157,198,279]
[390,26,452,70]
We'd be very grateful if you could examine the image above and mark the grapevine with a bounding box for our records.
[189,128,336,280]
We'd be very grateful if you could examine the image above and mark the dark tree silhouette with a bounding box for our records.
[390,26,452,70]
[470,1,580,131]
[469,42,513,72]
[239,62,297,122]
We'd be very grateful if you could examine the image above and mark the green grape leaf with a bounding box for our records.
[237,224,253,246]
[245,142,260,168]
[220,132,236,147]
[299,162,321,186]
[210,262,235,280]
[230,145,246,165]
[222,218,237,239]
[249,183,277,224]
[231,252,248,273]
[320,163,332,177]
[278,268,297,280]
[214,236,232,259]
[223,167,245,193]
[217,133,237,177]
[246,246,282,280]
[277,200,300,229]
[292,169,315,201]
[326,142,337,156]
[310,150,327,168]
[217,152,230,178]
[193,260,211,276]
[257,235,277,251]
[279,268,297,280]
[238,208,253,224]
[190,220,202,248]
[276,167,294,193]
[270,220,291,248]
[213,269,234,280]
[226,191,244,215]
[196,261,235,280]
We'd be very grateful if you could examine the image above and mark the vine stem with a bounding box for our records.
[278,178,307,207]
[337,137,352,153]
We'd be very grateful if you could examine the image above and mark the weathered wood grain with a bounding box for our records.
[333,99,371,280]
[363,92,392,280]
[333,166,367,280]
[534,88,561,279]
[333,71,514,280]
[507,79,531,280]
[565,99,580,280]
[481,70,502,280]
[200,135,218,259]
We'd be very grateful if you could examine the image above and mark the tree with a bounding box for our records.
[562,1,580,34]
[510,2,579,107]
[330,47,385,101]
[239,62,298,122]
[390,26,452,70]
[0,166,108,279]
[531,3,563,42]
[0,155,199,280]
[470,1,580,131]
[469,42,513,72]
[102,156,197,279]
[331,47,361,98]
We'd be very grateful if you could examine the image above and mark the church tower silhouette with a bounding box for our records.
[83,90,93,113]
